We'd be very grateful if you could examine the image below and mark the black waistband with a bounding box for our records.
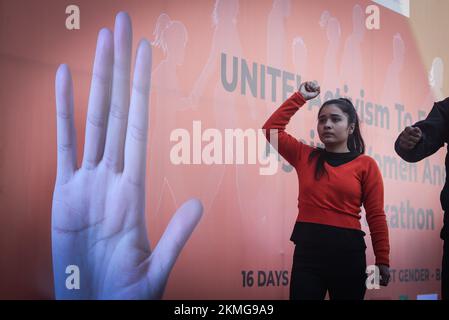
[290,222,367,254]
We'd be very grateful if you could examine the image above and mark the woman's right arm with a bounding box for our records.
[262,81,320,166]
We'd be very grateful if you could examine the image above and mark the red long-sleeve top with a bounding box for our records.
[262,92,390,266]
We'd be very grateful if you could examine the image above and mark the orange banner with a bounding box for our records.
[0,0,446,299]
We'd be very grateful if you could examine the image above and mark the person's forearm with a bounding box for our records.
[262,91,306,139]
[395,130,443,163]
[396,100,449,162]
[394,138,426,163]
[368,215,390,267]
[261,92,306,166]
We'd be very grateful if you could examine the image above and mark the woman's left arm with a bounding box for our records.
[362,158,391,285]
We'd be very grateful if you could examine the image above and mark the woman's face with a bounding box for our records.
[317,104,354,148]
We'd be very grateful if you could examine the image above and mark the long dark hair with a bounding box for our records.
[308,98,365,180]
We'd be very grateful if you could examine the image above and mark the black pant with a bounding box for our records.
[289,222,367,300]
[289,245,367,300]
[443,239,448,300]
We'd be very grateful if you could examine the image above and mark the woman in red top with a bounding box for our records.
[263,81,390,300]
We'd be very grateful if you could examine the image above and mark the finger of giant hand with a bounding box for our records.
[82,28,114,170]
[123,40,152,186]
[55,64,77,185]
[103,12,133,172]
[147,199,203,299]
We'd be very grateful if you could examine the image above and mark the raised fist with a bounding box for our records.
[299,81,321,101]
